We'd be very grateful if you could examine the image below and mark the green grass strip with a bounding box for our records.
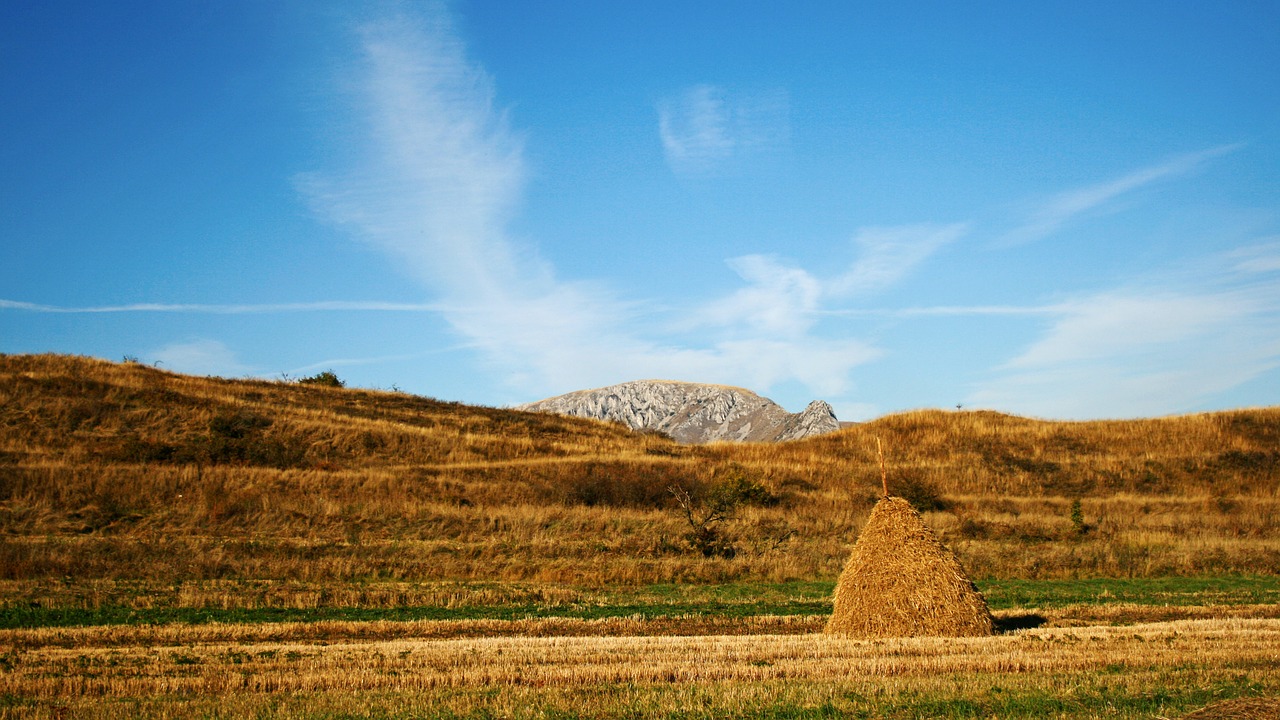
[3,575,1275,629]
[979,574,1280,608]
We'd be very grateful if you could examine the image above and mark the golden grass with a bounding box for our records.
[0,614,826,651]
[2,353,1279,588]
[827,496,993,637]
[4,355,1279,718]
[1180,698,1280,719]
[1,618,1277,717]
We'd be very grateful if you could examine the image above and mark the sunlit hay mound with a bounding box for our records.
[1181,698,1280,720]
[825,496,994,638]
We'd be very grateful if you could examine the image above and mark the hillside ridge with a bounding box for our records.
[3,354,1279,584]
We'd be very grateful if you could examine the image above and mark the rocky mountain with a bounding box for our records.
[517,380,841,444]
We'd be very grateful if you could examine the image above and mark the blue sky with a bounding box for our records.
[2,1,1278,421]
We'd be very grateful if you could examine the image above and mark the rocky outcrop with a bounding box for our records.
[516,380,841,444]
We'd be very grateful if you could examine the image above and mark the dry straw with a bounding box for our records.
[1179,698,1280,720]
[826,495,994,638]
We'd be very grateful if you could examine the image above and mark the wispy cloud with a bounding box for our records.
[1002,293,1248,370]
[821,303,1067,318]
[282,347,466,378]
[968,247,1280,418]
[296,6,871,403]
[298,8,532,303]
[0,299,446,314]
[151,339,253,378]
[1227,239,1280,274]
[657,84,789,176]
[658,85,734,174]
[691,223,965,331]
[694,255,823,336]
[997,143,1243,246]
[831,223,968,295]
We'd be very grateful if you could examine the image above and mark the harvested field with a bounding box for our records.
[1,617,1277,718]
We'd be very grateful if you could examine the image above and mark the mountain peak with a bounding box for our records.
[517,380,841,443]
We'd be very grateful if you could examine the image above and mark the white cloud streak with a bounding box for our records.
[297,6,876,404]
[1001,293,1248,371]
[1228,239,1280,274]
[658,85,734,174]
[151,339,253,378]
[998,143,1244,246]
[695,255,823,337]
[0,299,445,314]
[282,347,465,378]
[691,224,965,333]
[658,84,789,176]
[832,223,968,295]
[821,304,1068,318]
[969,249,1280,418]
[299,8,531,302]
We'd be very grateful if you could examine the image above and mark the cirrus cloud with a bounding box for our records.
[968,249,1280,418]
[658,84,790,176]
[298,5,877,405]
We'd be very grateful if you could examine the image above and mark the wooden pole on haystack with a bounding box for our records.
[876,436,888,497]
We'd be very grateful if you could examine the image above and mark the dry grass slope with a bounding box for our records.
[1,353,1278,587]
[826,496,993,638]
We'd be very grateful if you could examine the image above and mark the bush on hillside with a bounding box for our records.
[560,462,678,508]
[298,370,345,388]
[668,467,783,559]
[889,473,949,512]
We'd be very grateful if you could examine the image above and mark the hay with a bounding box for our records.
[1181,698,1280,720]
[825,496,994,638]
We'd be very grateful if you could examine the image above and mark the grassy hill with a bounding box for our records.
[1,353,1277,597]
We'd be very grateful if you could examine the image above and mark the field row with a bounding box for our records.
[2,618,1277,718]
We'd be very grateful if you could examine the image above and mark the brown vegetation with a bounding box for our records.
[1,353,1278,591]
[1180,697,1280,720]
[2,354,1279,717]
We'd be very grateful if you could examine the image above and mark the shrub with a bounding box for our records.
[106,434,183,464]
[1070,498,1088,536]
[667,470,782,559]
[203,412,306,468]
[890,474,949,512]
[710,468,780,508]
[208,412,272,440]
[559,462,682,508]
[298,370,345,388]
[669,485,738,559]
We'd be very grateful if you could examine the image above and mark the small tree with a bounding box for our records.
[669,485,740,559]
[1070,498,1088,536]
[667,472,781,559]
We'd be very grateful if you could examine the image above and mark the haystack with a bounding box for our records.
[825,496,994,638]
